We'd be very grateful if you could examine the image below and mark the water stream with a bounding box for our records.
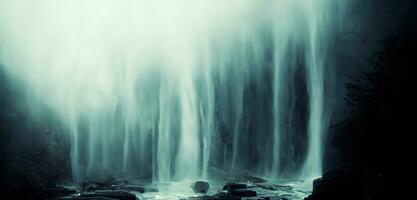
[0,0,345,182]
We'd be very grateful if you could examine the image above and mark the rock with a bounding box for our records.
[223,183,247,190]
[120,185,145,193]
[40,186,77,199]
[181,195,212,200]
[211,192,241,200]
[255,183,292,191]
[234,175,266,183]
[142,186,158,192]
[305,165,384,200]
[83,183,97,192]
[80,190,137,200]
[207,167,266,183]
[257,196,283,200]
[82,178,128,192]
[181,192,241,200]
[191,181,210,193]
[113,183,158,193]
[228,190,257,197]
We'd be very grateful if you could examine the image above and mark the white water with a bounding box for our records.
[0,0,344,181]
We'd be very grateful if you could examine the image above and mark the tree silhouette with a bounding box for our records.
[333,26,417,175]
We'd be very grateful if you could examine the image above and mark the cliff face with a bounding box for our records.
[0,70,71,199]
[323,0,417,172]
[313,2,417,199]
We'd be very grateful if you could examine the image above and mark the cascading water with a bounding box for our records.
[0,0,344,182]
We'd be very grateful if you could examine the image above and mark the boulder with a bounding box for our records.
[119,185,145,193]
[211,192,241,200]
[255,183,292,191]
[305,165,384,200]
[82,178,128,192]
[191,181,210,193]
[234,175,266,183]
[223,183,247,190]
[228,190,257,197]
[207,167,266,183]
[40,186,77,199]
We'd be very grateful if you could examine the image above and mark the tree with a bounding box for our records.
[332,26,417,175]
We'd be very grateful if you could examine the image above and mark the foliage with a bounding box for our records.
[332,27,417,173]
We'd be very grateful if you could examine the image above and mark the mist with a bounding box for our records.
[0,0,345,184]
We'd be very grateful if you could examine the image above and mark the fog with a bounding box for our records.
[0,0,345,181]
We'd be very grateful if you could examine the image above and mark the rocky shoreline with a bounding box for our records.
[39,175,310,200]
[38,165,386,200]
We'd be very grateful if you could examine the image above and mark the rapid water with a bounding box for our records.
[0,0,344,181]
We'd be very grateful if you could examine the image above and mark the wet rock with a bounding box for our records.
[191,181,210,193]
[305,165,384,200]
[83,183,97,192]
[254,184,277,191]
[223,183,247,190]
[113,183,158,193]
[40,186,77,199]
[119,185,145,193]
[82,178,128,192]
[80,190,137,200]
[142,186,158,193]
[255,183,292,191]
[182,192,241,200]
[234,175,266,183]
[228,190,257,197]
[181,195,212,200]
[211,192,241,200]
[208,167,266,183]
[258,197,283,200]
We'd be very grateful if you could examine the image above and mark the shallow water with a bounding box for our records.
[139,180,312,200]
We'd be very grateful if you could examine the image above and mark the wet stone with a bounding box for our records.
[118,185,145,193]
[234,175,266,183]
[181,192,241,200]
[255,183,293,191]
[82,178,128,192]
[40,186,77,199]
[223,183,247,190]
[228,189,257,197]
[191,181,210,193]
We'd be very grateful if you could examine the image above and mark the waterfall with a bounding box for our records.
[0,0,344,181]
